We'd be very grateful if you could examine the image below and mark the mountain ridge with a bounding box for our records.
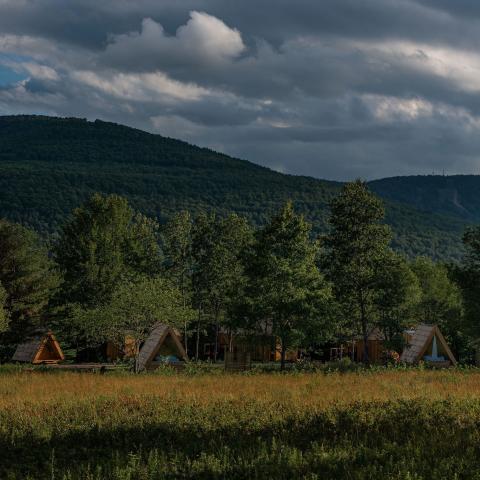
[0,115,474,260]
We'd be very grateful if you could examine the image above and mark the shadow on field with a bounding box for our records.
[2,399,480,479]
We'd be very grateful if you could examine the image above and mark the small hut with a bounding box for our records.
[137,323,187,371]
[352,328,385,363]
[400,324,456,367]
[12,331,64,364]
[331,328,386,363]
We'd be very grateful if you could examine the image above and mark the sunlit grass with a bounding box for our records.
[2,368,480,479]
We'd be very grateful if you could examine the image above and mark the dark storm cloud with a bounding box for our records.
[1,0,480,180]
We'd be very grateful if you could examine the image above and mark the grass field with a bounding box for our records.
[2,367,480,479]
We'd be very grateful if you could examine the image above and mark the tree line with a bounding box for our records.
[0,180,476,368]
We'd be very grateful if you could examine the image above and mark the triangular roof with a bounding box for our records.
[400,324,456,365]
[12,331,64,364]
[137,323,187,371]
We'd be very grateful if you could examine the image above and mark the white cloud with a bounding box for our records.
[104,11,245,69]
[2,60,59,81]
[4,2,480,179]
[353,39,480,93]
[176,11,245,60]
[71,70,208,102]
[365,95,434,122]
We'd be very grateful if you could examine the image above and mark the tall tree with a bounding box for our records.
[242,202,333,370]
[162,211,193,354]
[322,180,392,363]
[191,212,216,360]
[0,219,58,347]
[458,227,480,339]
[55,194,161,308]
[206,214,253,361]
[190,213,253,361]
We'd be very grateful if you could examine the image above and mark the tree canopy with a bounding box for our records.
[0,219,58,348]
[55,193,161,308]
[322,180,394,361]
[241,202,333,369]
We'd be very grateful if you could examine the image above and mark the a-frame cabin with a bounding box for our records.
[400,324,456,367]
[137,323,187,371]
[12,331,64,364]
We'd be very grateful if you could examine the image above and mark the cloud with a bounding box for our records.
[1,60,59,81]
[71,70,208,102]
[103,12,245,70]
[1,1,480,180]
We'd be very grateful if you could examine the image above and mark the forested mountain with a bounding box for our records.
[0,115,473,260]
[370,175,480,223]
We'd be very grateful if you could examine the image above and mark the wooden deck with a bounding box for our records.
[43,363,123,372]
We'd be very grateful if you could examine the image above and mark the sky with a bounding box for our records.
[1,1,480,180]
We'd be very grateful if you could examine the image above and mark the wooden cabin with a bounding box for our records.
[331,328,386,363]
[105,337,136,362]
[137,323,187,371]
[352,328,385,363]
[201,331,298,363]
[400,324,456,367]
[12,331,64,364]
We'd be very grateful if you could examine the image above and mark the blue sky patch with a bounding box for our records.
[0,64,25,86]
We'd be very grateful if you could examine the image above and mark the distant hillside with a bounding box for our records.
[0,115,471,260]
[369,175,480,223]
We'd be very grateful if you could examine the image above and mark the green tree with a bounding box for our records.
[0,219,58,346]
[190,213,253,360]
[0,284,9,334]
[411,257,464,358]
[74,276,192,372]
[243,202,333,370]
[55,194,161,308]
[191,212,216,360]
[205,214,253,361]
[458,227,480,341]
[375,253,421,351]
[162,211,193,354]
[322,180,392,363]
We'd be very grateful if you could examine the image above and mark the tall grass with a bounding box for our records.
[2,369,480,479]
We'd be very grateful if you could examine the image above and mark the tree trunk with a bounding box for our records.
[360,297,369,364]
[134,341,140,374]
[213,307,220,362]
[195,309,201,361]
[184,320,188,357]
[214,318,219,362]
[280,339,287,371]
[362,330,369,364]
[181,276,188,356]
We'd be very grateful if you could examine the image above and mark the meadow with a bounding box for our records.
[2,367,480,479]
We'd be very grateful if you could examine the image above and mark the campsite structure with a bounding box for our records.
[137,323,187,371]
[200,329,298,362]
[12,330,64,364]
[352,328,385,363]
[330,328,386,363]
[400,324,457,367]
